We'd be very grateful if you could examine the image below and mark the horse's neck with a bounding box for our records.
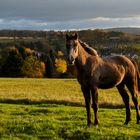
[75,45,90,71]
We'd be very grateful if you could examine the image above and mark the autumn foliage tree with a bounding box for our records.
[0,46,46,78]
[55,58,67,74]
[21,55,45,78]
[54,51,67,76]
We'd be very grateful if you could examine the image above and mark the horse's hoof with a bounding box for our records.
[124,120,129,125]
[124,120,130,125]
[94,120,99,126]
[94,123,99,128]
[87,123,92,127]
[124,121,128,125]
[124,118,131,125]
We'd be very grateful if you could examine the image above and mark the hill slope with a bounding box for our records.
[105,27,140,34]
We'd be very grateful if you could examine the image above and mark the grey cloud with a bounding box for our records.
[0,0,140,29]
[0,0,140,21]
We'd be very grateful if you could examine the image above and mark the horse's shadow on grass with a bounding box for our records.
[0,98,126,108]
[0,98,84,107]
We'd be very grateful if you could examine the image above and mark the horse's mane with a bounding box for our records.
[79,40,98,56]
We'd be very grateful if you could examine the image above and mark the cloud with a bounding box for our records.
[0,0,140,29]
[0,18,48,29]
[0,16,140,30]
[0,0,140,21]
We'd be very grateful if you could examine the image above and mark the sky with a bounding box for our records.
[0,0,140,30]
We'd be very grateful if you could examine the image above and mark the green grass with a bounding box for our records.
[0,78,140,140]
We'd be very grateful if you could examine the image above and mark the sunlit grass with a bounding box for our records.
[0,78,125,106]
[0,103,140,140]
[0,78,140,139]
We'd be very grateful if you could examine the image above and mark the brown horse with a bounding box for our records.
[66,33,140,126]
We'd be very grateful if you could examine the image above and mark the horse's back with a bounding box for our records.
[103,55,135,72]
[95,55,136,89]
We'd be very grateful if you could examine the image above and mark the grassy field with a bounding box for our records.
[0,78,140,140]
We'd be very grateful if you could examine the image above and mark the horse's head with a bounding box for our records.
[66,33,79,65]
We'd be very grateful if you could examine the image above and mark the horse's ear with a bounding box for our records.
[73,33,78,40]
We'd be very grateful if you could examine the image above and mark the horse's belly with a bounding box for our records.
[97,74,124,89]
[98,82,118,89]
[96,65,125,89]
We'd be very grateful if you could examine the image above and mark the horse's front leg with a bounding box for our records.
[91,86,99,125]
[81,86,91,126]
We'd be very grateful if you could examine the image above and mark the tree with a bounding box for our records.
[55,58,67,74]
[45,55,54,78]
[21,56,45,78]
[1,47,24,77]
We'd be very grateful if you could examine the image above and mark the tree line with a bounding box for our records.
[0,29,139,78]
[0,38,68,78]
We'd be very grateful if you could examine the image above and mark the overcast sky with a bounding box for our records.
[0,0,140,30]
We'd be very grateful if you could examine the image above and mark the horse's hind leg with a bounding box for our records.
[126,82,140,124]
[117,83,131,124]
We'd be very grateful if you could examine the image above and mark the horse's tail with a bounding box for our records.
[137,70,140,92]
[131,59,140,93]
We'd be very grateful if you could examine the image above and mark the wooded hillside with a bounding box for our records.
[0,29,140,78]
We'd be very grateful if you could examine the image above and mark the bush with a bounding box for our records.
[55,58,67,74]
[21,56,45,78]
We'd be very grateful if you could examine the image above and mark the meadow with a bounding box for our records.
[0,78,140,140]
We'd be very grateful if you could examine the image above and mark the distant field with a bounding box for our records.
[0,37,34,40]
[0,36,38,43]
[0,78,140,140]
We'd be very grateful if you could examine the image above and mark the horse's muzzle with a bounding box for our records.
[67,57,75,65]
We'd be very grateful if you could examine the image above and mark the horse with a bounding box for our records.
[65,33,140,126]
